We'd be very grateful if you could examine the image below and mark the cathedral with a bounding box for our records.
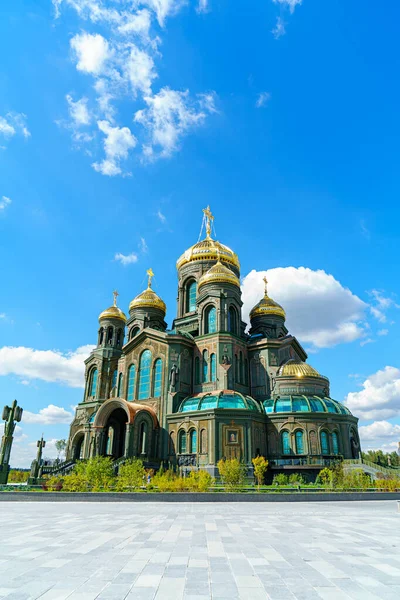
[66,207,361,478]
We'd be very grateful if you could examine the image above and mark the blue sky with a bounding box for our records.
[1,0,400,466]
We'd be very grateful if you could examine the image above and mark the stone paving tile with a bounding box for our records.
[0,501,399,600]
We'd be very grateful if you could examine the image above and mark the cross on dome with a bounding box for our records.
[202,205,214,238]
[112,290,119,307]
[146,268,155,288]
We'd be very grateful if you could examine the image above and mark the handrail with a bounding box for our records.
[343,458,395,476]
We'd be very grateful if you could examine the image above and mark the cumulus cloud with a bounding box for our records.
[273,0,302,13]
[359,420,400,442]
[55,0,216,175]
[241,267,367,349]
[135,88,216,157]
[256,92,271,108]
[0,345,94,388]
[114,252,138,265]
[92,120,137,175]
[0,113,30,143]
[0,196,12,211]
[23,404,74,425]
[346,366,400,420]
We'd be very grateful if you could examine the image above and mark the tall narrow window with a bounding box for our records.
[295,430,304,454]
[127,365,136,401]
[131,327,140,339]
[200,429,207,453]
[111,369,118,390]
[239,351,244,383]
[235,354,239,382]
[139,422,147,454]
[116,329,122,346]
[244,359,249,385]
[107,326,113,344]
[332,432,339,455]
[186,280,197,312]
[89,369,98,397]
[190,429,197,453]
[228,307,237,334]
[178,430,187,453]
[117,373,123,397]
[205,306,217,334]
[210,353,216,382]
[153,359,162,396]
[195,357,200,384]
[169,432,175,455]
[99,328,104,345]
[202,350,209,383]
[282,430,291,455]
[138,350,152,400]
[320,431,329,455]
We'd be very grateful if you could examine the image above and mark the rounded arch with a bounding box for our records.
[152,357,163,397]
[349,426,360,459]
[98,327,104,345]
[202,349,209,383]
[71,431,85,461]
[331,430,340,455]
[178,429,187,454]
[320,429,330,455]
[107,326,113,344]
[130,326,140,339]
[138,349,152,400]
[185,278,197,313]
[93,398,159,429]
[116,328,123,346]
[294,429,305,455]
[204,304,217,334]
[88,367,98,398]
[281,429,291,455]
[189,428,197,454]
[228,306,238,334]
[127,364,136,401]
[200,428,207,454]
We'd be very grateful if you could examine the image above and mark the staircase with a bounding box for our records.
[343,459,397,479]
[41,460,76,477]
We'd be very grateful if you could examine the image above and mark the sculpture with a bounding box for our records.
[169,364,179,391]
[28,435,46,485]
[0,399,23,484]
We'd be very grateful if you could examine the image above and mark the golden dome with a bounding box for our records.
[99,291,127,323]
[129,269,166,315]
[278,360,321,378]
[250,277,286,320]
[198,259,240,290]
[176,206,240,271]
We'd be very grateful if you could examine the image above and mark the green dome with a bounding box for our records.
[263,395,351,416]
[179,392,262,413]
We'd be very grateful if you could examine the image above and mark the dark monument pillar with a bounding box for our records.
[28,436,46,485]
[0,400,23,485]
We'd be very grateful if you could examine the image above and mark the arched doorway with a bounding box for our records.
[72,434,85,460]
[104,408,127,459]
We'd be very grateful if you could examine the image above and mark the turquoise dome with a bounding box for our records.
[179,392,262,413]
[263,395,351,415]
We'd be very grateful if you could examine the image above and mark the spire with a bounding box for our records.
[146,268,154,289]
[202,205,214,239]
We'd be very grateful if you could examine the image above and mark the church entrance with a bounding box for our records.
[104,408,127,459]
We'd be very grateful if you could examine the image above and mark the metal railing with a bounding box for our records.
[269,456,341,468]
[343,458,395,476]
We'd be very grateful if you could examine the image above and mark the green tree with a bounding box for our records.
[62,457,114,492]
[55,439,67,461]
[117,458,145,491]
[217,458,247,491]
[252,456,268,490]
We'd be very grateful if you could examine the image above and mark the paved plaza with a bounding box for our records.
[0,501,399,600]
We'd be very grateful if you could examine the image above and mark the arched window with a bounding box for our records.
[117,373,123,397]
[190,429,197,453]
[131,327,140,339]
[205,306,217,334]
[138,350,152,400]
[139,422,147,454]
[116,329,122,346]
[107,326,113,344]
[202,350,209,383]
[111,369,118,390]
[169,432,175,455]
[127,365,136,401]
[332,432,339,455]
[239,351,244,384]
[244,359,248,385]
[320,431,329,455]
[281,430,291,455]
[200,428,207,453]
[98,328,104,345]
[235,354,239,382]
[295,430,304,454]
[186,280,197,312]
[89,368,98,397]
[228,307,237,334]
[210,353,216,382]
[178,430,187,454]
[153,359,162,396]
[195,357,200,384]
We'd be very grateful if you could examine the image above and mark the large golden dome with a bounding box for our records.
[176,206,240,271]
[250,278,286,320]
[99,291,127,323]
[278,360,320,378]
[198,259,240,290]
[129,269,166,315]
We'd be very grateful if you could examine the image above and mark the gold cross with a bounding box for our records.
[202,205,214,238]
[112,290,119,307]
[263,276,268,295]
[146,268,155,288]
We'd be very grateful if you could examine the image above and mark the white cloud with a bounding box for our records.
[125,45,157,96]
[378,329,389,336]
[157,209,166,223]
[135,88,216,157]
[118,9,152,38]
[66,94,91,126]
[23,404,74,425]
[138,0,187,26]
[360,338,374,347]
[369,289,400,323]
[70,32,111,75]
[0,196,12,211]
[115,252,139,265]
[272,16,286,39]
[139,237,148,253]
[0,113,30,141]
[241,267,367,349]
[273,0,302,13]
[256,92,271,108]
[346,366,400,420]
[359,420,400,442]
[0,345,94,388]
[10,437,62,469]
[197,0,209,14]
[92,120,137,175]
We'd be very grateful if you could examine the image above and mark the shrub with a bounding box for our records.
[153,469,180,492]
[342,469,371,490]
[252,456,269,490]
[316,468,334,488]
[63,457,115,492]
[117,459,145,491]
[186,470,214,492]
[273,473,288,486]
[217,458,247,491]
[43,476,63,491]
[62,472,88,492]
[8,469,29,483]
[288,473,305,485]
[375,478,400,492]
